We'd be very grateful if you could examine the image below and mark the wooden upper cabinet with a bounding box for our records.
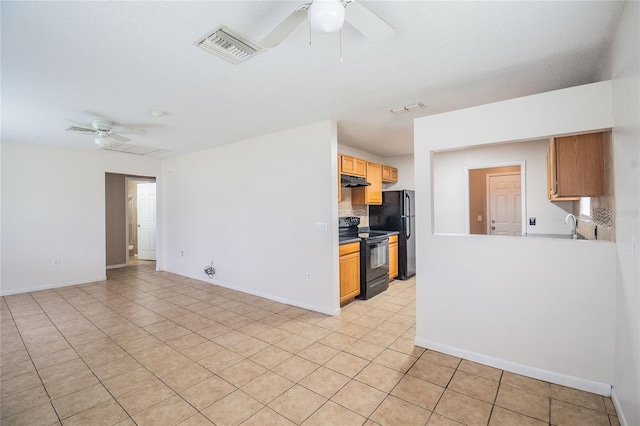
[341,155,366,177]
[352,162,382,205]
[382,166,398,183]
[548,132,604,200]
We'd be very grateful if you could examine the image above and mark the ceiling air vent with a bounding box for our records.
[197,26,263,64]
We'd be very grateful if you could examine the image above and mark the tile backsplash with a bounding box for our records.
[339,187,368,226]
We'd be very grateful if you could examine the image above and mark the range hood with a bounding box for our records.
[341,175,371,187]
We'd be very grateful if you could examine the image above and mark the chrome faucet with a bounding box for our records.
[565,214,577,238]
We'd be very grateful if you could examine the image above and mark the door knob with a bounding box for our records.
[491,226,496,230]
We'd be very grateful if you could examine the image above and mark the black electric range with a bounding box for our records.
[339,217,389,300]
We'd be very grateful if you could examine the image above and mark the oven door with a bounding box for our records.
[365,236,389,282]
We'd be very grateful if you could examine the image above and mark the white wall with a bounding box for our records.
[1,142,163,295]
[607,2,640,425]
[433,140,573,235]
[338,143,385,165]
[414,81,617,395]
[163,121,339,315]
[383,155,415,191]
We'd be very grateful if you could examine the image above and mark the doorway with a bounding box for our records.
[466,164,524,235]
[126,178,157,265]
[105,173,157,269]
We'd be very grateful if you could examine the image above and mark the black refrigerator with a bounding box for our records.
[369,190,416,280]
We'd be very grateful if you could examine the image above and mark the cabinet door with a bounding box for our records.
[548,139,579,201]
[554,133,604,197]
[389,241,398,280]
[341,155,366,177]
[382,166,398,183]
[353,158,366,177]
[340,252,360,304]
[390,167,398,182]
[351,162,383,205]
[366,162,383,204]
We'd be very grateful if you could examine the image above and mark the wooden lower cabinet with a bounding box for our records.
[388,235,398,280]
[339,242,360,304]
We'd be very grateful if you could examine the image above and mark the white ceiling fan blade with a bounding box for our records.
[345,1,395,42]
[67,126,97,135]
[260,7,309,48]
[112,126,146,135]
[108,133,131,143]
[65,119,95,134]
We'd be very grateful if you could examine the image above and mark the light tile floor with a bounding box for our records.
[1,263,620,425]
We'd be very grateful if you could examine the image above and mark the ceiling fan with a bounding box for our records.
[66,119,146,148]
[260,0,395,48]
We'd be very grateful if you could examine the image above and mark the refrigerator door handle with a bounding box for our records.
[405,193,411,240]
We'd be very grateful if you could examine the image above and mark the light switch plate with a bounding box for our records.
[316,222,328,232]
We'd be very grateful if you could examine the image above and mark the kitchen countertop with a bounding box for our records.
[339,237,361,245]
[339,230,399,245]
[380,230,400,236]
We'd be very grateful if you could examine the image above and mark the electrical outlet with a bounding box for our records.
[180,250,184,257]
[529,217,536,226]
[316,222,328,232]
[307,273,311,281]
[52,258,60,267]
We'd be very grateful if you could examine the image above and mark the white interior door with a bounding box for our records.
[137,182,156,260]
[487,173,522,236]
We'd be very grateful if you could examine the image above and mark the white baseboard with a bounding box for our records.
[611,388,629,426]
[173,270,340,316]
[414,337,612,396]
[0,276,108,296]
[209,278,341,316]
[106,263,127,270]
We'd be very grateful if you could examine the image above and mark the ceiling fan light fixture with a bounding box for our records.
[95,132,110,148]
[309,0,345,33]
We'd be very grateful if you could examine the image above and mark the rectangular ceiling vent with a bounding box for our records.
[101,142,167,156]
[197,26,263,64]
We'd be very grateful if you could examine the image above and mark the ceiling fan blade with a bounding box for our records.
[108,133,131,143]
[260,7,309,48]
[66,126,96,135]
[112,126,146,135]
[345,1,395,42]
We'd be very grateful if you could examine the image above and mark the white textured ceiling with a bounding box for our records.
[1,1,624,158]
